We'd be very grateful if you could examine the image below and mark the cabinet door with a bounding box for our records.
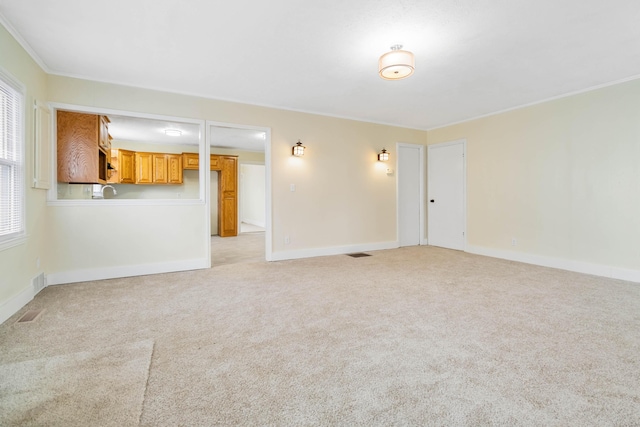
[182,153,199,170]
[136,152,154,184]
[99,116,110,151]
[153,154,168,184]
[167,154,183,184]
[119,150,136,184]
[210,155,221,171]
[57,111,101,183]
[218,156,238,237]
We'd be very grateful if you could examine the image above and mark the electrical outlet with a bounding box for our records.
[36,257,40,268]
[290,184,296,192]
[285,235,291,245]
[511,238,517,246]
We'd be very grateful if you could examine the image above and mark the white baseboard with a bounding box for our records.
[421,238,428,246]
[241,219,266,228]
[0,285,34,325]
[271,241,399,262]
[466,245,640,283]
[47,258,210,286]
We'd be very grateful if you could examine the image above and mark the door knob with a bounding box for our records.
[430,199,435,203]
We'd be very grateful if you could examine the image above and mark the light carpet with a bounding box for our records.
[0,339,153,426]
[1,245,639,426]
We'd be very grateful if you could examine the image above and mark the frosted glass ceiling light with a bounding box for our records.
[379,45,415,80]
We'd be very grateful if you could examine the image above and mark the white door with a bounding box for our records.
[398,144,423,246]
[428,140,466,250]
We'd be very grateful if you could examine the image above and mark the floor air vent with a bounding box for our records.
[347,253,371,258]
[17,309,45,323]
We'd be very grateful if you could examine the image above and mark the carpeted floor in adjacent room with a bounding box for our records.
[1,242,639,426]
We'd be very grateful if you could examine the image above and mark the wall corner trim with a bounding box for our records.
[466,245,640,284]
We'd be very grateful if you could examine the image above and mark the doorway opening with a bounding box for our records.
[207,122,272,267]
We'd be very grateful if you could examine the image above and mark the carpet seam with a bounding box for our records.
[138,340,156,426]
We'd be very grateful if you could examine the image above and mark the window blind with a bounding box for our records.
[0,70,24,243]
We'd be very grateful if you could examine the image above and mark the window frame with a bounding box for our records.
[0,66,27,251]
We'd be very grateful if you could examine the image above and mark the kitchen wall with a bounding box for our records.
[0,24,49,322]
[427,78,640,279]
[240,164,266,228]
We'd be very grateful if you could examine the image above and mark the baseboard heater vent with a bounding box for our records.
[32,273,46,295]
[347,253,371,258]
[17,309,45,323]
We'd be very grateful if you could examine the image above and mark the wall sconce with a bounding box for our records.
[292,140,305,156]
[378,148,389,161]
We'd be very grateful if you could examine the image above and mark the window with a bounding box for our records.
[0,68,25,247]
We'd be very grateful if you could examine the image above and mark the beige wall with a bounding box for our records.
[46,75,426,265]
[0,25,48,316]
[427,79,640,273]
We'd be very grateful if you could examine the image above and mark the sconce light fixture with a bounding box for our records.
[378,148,389,161]
[292,140,305,156]
[379,45,415,80]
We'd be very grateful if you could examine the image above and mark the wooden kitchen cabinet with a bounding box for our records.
[108,149,135,184]
[182,152,199,170]
[98,116,111,152]
[180,153,227,171]
[119,150,136,184]
[167,154,183,184]
[135,152,154,184]
[210,155,220,171]
[136,152,182,184]
[218,156,238,237]
[153,154,168,183]
[57,110,110,184]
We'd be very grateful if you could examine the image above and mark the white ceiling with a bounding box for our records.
[108,115,200,146]
[2,0,640,130]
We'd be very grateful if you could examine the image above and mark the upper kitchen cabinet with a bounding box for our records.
[57,111,110,184]
[135,152,183,184]
[107,149,135,184]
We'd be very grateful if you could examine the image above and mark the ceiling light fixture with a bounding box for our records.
[165,129,182,136]
[379,44,415,80]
